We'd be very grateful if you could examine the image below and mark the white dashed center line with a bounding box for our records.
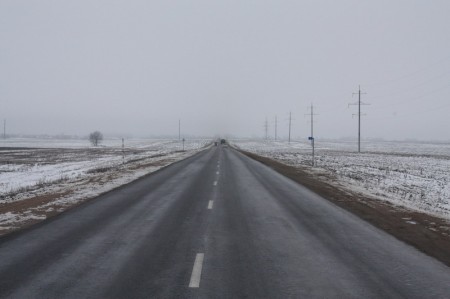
[208,200,214,209]
[216,171,219,175]
[189,253,204,288]
[213,181,217,186]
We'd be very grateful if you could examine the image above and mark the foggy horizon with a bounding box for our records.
[2,1,450,141]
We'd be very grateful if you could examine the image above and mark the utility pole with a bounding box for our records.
[288,112,292,143]
[274,115,277,141]
[178,119,181,141]
[264,117,268,140]
[122,138,125,164]
[349,85,369,153]
[306,104,318,166]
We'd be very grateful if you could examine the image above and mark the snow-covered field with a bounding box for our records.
[0,138,211,233]
[0,138,207,197]
[232,139,450,220]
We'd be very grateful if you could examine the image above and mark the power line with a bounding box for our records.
[365,54,450,88]
[349,85,370,153]
[370,82,450,111]
[369,73,450,101]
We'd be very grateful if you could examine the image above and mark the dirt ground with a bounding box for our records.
[242,150,450,268]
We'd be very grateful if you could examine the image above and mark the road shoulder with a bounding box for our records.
[241,150,450,268]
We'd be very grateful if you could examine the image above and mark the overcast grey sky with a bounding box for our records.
[1,1,450,140]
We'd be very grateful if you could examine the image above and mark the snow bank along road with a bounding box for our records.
[0,145,449,298]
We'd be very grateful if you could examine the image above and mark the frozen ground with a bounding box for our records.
[0,138,211,233]
[232,139,450,220]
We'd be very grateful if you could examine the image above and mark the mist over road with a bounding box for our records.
[0,145,449,298]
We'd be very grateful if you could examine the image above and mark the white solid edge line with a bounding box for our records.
[189,253,204,288]
[208,200,213,209]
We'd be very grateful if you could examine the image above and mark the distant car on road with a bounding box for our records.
[220,139,226,145]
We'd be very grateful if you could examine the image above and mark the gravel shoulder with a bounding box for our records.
[241,150,450,267]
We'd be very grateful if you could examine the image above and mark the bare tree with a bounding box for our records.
[89,131,103,146]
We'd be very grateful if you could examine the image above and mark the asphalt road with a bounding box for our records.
[1,145,450,298]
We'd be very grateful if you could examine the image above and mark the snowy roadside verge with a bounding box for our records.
[232,139,450,221]
[236,147,450,267]
[0,139,211,235]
